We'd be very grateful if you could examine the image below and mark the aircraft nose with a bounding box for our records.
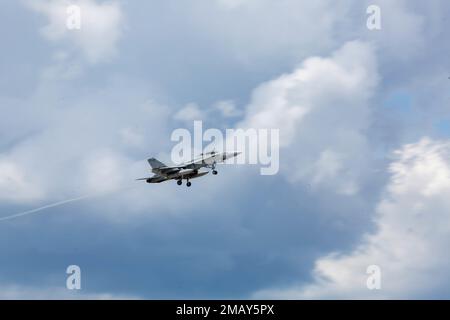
[225,151,240,159]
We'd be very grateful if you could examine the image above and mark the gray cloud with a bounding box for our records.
[1,0,450,299]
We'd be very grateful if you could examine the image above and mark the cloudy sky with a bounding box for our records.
[0,0,450,299]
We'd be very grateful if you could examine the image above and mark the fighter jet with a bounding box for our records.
[137,151,240,187]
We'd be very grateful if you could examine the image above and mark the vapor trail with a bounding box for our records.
[0,185,138,222]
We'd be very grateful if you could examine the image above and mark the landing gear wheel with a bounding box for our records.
[177,180,182,185]
[212,170,218,175]
[186,181,192,187]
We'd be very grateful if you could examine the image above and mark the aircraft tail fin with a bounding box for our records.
[147,158,166,169]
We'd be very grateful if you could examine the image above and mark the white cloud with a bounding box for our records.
[238,41,378,194]
[80,150,131,194]
[214,100,242,118]
[174,103,205,122]
[0,66,175,211]
[0,159,44,203]
[190,0,349,66]
[254,138,450,299]
[119,127,145,148]
[25,0,123,63]
[216,0,254,10]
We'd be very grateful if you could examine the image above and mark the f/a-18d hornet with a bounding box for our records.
[137,151,240,187]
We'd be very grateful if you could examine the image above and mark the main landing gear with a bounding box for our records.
[212,170,218,175]
[176,179,192,187]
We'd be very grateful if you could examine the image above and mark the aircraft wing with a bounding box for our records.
[136,175,170,183]
[156,166,182,174]
[173,158,210,170]
[157,163,204,172]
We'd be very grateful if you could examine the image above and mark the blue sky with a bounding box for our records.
[0,0,450,299]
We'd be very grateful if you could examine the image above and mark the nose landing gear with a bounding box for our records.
[211,162,218,175]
